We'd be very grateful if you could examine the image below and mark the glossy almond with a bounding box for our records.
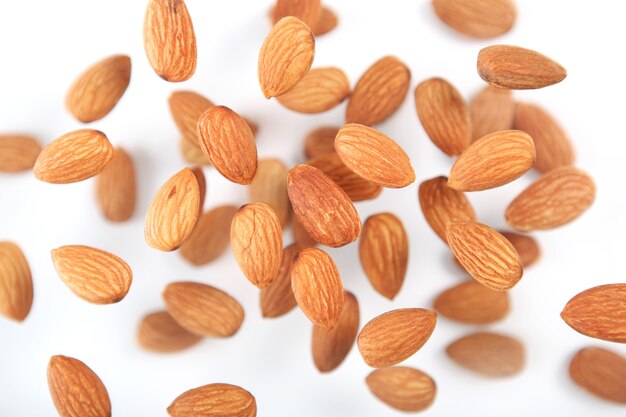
[446,332,525,377]
[357,308,437,368]
[137,310,202,353]
[0,242,33,322]
[432,0,516,38]
[500,231,540,267]
[291,213,318,249]
[249,159,291,226]
[260,243,300,318]
[277,67,349,113]
[366,367,436,412]
[434,280,509,324]
[505,166,596,231]
[180,205,238,265]
[311,6,338,36]
[470,86,515,141]
[95,147,136,222]
[303,126,338,158]
[0,135,41,172]
[167,383,256,417]
[569,347,626,404]
[272,0,321,27]
[169,91,214,146]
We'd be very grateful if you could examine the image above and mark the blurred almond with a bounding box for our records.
[277,67,349,113]
[0,241,33,322]
[249,159,291,226]
[291,212,318,249]
[500,231,540,267]
[432,0,516,38]
[470,86,515,141]
[260,243,300,318]
[446,332,525,377]
[569,347,626,404]
[434,280,509,324]
[180,205,237,265]
[137,310,202,353]
[95,147,136,222]
[303,126,338,158]
[169,91,214,146]
[366,366,436,412]
[167,383,256,417]
[179,137,210,165]
[311,6,338,36]
[272,0,321,27]
[0,134,41,172]
[189,166,206,216]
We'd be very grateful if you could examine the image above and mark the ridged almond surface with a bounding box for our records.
[477,45,567,89]
[561,284,626,343]
[432,0,516,38]
[180,205,237,265]
[197,105,258,184]
[448,130,536,191]
[51,245,132,304]
[500,231,540,267]
[163,281,244,337]
[311,6,338,36]
[569,347,626,404]
[169,90,214,146]
[291,213,318,249]
[0,134,41,172]
[137,310,202,353]
[190,166,206,217]
[258,16,315,98]
[312,291,359,372]
[434,280,509,324]
[179,137,210,165]
[248,159,291,226]
[34,129,113,184]
[366,367,436,412]
[143,0,196,82]
[446,332,525,377]
[291,247,344,328]
[66,55,131,123]
[345,56,410,126]
[95,147,136,222]
[260,243,300,318]
[277,67,349,113]
[414,77,471,156]
[446,221,523,291]
[0,241,33,322]
[272,0,321,27]
[167,383,256,417]
[145,168,200,251]
[47,355,111,417]
[288,164,361,247]
[303,126,338,158]
[505,166,596,231]
[357,308,437,368]
[470,86,515,141]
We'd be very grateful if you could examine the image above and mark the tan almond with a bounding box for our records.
[357,308,437,368]
[505,166,596,231]
[137,310,202,353]
[0,241,33,322]
[414,77,471,156]
[0,134,41,172]
[345,56,411,126]
[303,126,338,159]
[434,280,509,324]
[291,212,318,249]
[469,86,515,141]
[144,0,196,82]
[163,281,244,337]
[248,159,291,226]
[258,16,315,98]
[95,147,136,222]
[180,205,238,265]
[167,383,256,417]
[311,6,338,36]
[432,0,516,38]
[272,0,321,27]
[66,55,131,123]
[169,90,214,146]
[190,166,206,217]
[366,367,436,412]
[477,45,567,89]
[260,243,300,318]
[34,129,113,184]
[48,355,111,417]
[179,137,210,165]
[569,347,626,404]
[499,231,540,267]
[277,67,350,113]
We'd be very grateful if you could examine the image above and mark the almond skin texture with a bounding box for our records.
[95,147,136,222]
[366,367,436,412]
[345,56,411,126]
[477,45,567,89]
[414,77,471,156]
[231,203,283,288]
[470,86,515,141]
[0,242,33,322]
[258,16,315,98]
[277,67,350,113]
[34,129,113,184]
[260,243,300,318]
[180,205,238,265]
[434,280,509,324]
[561,284,626,343]
[0,135,41,172]
[66,55,131,123]
[288,164,361,248]
[291,247,344,328]
[569,347,626,404]
[163,281,244,337]
[335,124,415,188]
[448,130,536,191]
[514,102,576,173]
[169,90,214,147]
[273,0,321,27]
[190,166,206,216]
[446,221,523,291]
[144,0,196,82]
[167,383,256,417]
[500,231,540,267]
[446,332,525,377]
[197,105,258,184]
[505,166,596,231]
[48,355,111,417]
[291,213,318,249]
[311,6,338,36]
[145,168,200,251]
[249,159,291,226]
[357,308,437,368]
[432,0,516,38]
[51,245,132,304]
[418,176,476,243]
[312,291,360,373]
[137,310,202,353]
[303,126,338,158]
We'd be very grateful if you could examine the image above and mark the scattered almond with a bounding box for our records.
[0,241,33,322]
[303,126,338,158]
[311,6,338,36]
[167,383,256,417]
[137,310,202,353]
[500,231,540,267]
[432,0,516,38]
[277,67,350,113]
[469,86,515,141]
[95,147,137,222]
[179,137,210,165]
[272,0,321,27]
[260,243,300,318]
[169,90,214,147]
[434,280,509,324]
[291,212,318,249]
[180,205,238,265]
[0,134,41,172]
[366,366,436,412]
[569,347,626,404]
[249,159,291,226]
[190,166,206,216]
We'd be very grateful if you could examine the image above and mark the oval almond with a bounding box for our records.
[167,383,256,417]
[95,147,136,222]
[277,67,350,113]
[311,6,338,36]
[366,366,436,412]
[260,243,300,318]
[179,137,210,165]
[303,126,338,159]
[180,205,238,265]
[0,241,33,322]
[291,212,318,249]
[500,231,540,267]
[470,86,515,141]
[569,347,626,404]
[432,0,516,39]
[248,159,291,226]
[434,280,509,324]
[137,310,202,353]
[169,90,214,146]
[0,135,41,172]
[272,0,321,27]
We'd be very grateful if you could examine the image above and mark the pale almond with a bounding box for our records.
[434,280,509,324]
[303,126,338,159]
[569,347,626,404]
[432,0,516,38]
[0,134,41,172]
[180,205,238,265]
[167,383,256,417]
[95,147,137,222]
[277,67,350,113]
[137,310,202,353]
[248,158,291,226]
[469,86,515,141]
[366,366,436,412]
[0,241,33,322]
[260,243,300,318]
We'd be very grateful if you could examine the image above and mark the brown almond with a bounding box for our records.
[137,310,202,353]
[303,126,338,159]
[277,67,349,114]
[95,147,137,222]
[189,166,206,216]
[0,241,33,322]
[260,243,300,318]
[432,0,516,38]
[311,6,338,36]
[272,0,321,27]
[180,205,238,265]
[248,159,291,226]
[434,280,509,324]
[505,166,596,231]
[569,347,626,404]
[0,134,41,172]
[291,212,318,249]
[179,137,210,165]
[500,231,540,267]
[167,383,256,417]
[366,367,436,412]
[243,117,259,136]
[357,308,437,368]
[477,45,567,89]
[469,86,515,141]
[169,91,214,146]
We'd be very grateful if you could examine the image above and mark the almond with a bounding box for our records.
[469,86,515,141]
[272,0,321,27]
[291,247,344,328]
[366,366,436,412]
[0,241,33,322]
[169,90,214,147]
[190,166,206,216]
[95,147,136,222]
[446,221,523,291]
[569,347,626,404]
[288,164,361,247]
[197,105,258,184]
[561,284,626,343]
[277,67,350,113]
[179,137,210,165]
[335,124,415,188]
[291,212,318,249]
[260,243,300,318]
[51,245,132,304]
[312,291,360,373]
[248,159,291,226]
[144,0,196,82]
[163,281,244,337]
[258,16,315,98]
[48,355,111,417]
[499,231,540,267]
[0,134,41,172]
[414,77,471,156]
[303,126,338,158]
[179,205,238,265]
[167,383,256,417]
[345,56,411,126]
[477,45,567,89]
[432,0,516,38]
[448,130,536,191]
[66,55,131,123]
[34,129,113,184]
[311,6,338,36]
[505,166,596,231]
[434,280,509,324]
[446,331,525,377]
[357,308,437,368]
[137,310,202,353]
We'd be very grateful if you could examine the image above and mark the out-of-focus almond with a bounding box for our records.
[0,135,41,172]
[291,212,318,249]
[137,310,202,353]
[179,137,210,165]
[434,280,509,324]
[432,0,516,38]
[569,347,626,404]
[249,159,291,226]
[277,67,350,113]
[470,86,515,141]
[169,91,214,146]
[311,6,338,36]
[0,242,33,322]
[303,126,338,159]
[189,166,206,216]
[499,231,540,267]
[260,243,300,318]
[366,366,436,412]
[167,383,256,417]
[180,205,238,265]
[95,147,136,222]
[272,0,321,27]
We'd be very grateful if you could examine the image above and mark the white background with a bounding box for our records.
[1,0,625,416]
